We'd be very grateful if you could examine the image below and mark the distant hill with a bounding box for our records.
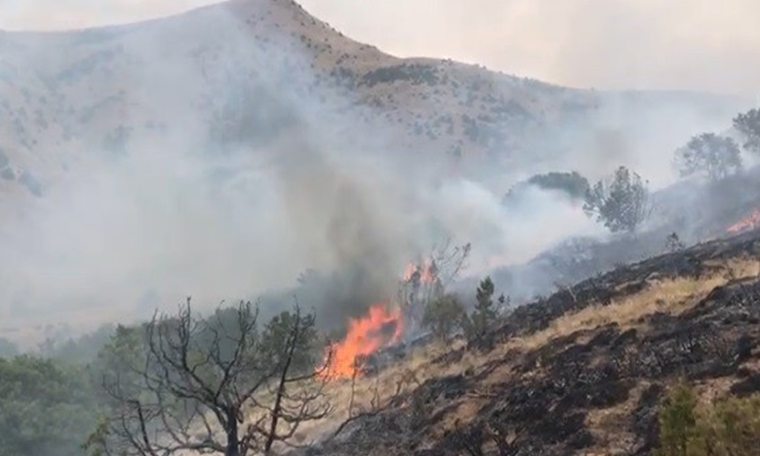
[0,0,751,199]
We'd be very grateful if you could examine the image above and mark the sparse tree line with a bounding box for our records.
[677,108,760,182]
[0,271,508,456]
[502,107,760,236]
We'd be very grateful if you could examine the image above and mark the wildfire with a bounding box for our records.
[402,260,438,285]
[727,209,760,235]
[402,263,417,282]
[320,258,442,381]
[321,303,404,380]
[421,260,438,285]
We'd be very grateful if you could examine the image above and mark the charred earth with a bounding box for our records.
[298,228,760,456]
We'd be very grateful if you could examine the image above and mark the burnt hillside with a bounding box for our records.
[300,229,760,455]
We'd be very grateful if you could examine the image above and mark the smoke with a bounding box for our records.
[0,0,220,30]
[0,1,752,346]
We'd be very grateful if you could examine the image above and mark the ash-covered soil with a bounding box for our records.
[298,229,760,456]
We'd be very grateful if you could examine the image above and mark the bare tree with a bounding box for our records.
[430,239,472,289]
[665,232,685,253]
[90,299,332,456]
[399,240,471,336]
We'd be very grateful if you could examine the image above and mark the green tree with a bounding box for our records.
[655,383,760,456]
[504,171,590,205]
[91,324,146,405]
[0,336,18,357]
[584,166,650,233]
[674,133,742,182]
[462,277,499,346]
[422,294,466,341]
[51,324,115,364]
[260,309,320,374]
[733,108,760,154]
[527,171,590,200]
[656,383,700,456]
[0,356,99,456]
[473,277,497,331]
[707,395,760,455]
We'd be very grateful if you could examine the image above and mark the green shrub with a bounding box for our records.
[656,383,700,456]
[655,383,760,456]
[461,277,500,349]
[0,356,99,456]
[422,294,466,341]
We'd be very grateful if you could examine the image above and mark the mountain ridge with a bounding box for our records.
[0,0,750,200]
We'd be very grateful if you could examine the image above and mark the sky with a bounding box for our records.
[1,0,760,94]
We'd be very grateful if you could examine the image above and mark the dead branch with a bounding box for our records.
[96,298,332,456]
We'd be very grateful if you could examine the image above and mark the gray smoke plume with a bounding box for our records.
[0,0,751,347]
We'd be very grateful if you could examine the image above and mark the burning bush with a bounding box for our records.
[321,303,404,380]
[727,209,760,235]
[320,242,471,380]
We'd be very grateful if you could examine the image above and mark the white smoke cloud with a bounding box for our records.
[0,0,753,347]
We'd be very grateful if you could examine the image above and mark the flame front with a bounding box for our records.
[321,303,404,380]
[727,209,760,235]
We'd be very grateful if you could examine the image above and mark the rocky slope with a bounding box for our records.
[0,0,749,199]
[299,228,760,455]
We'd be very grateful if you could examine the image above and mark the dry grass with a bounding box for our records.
[292,342,458,443]
[289,258,760,446]
[584,381,649,455]
[507,259,760,353]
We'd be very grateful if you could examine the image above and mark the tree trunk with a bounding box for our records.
[226,409,240,456]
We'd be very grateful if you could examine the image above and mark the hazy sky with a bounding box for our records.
[2,0,759,95]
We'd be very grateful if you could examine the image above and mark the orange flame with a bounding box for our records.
[322,303,404,380]
[727,209,760,235]
[421,259,437,285]
[402,263,418,282]
[402,260,438,285]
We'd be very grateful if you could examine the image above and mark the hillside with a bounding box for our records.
[295,228,760,455]
[0,0,750,200]
[476,166,760,304]
[4,2,760,455]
